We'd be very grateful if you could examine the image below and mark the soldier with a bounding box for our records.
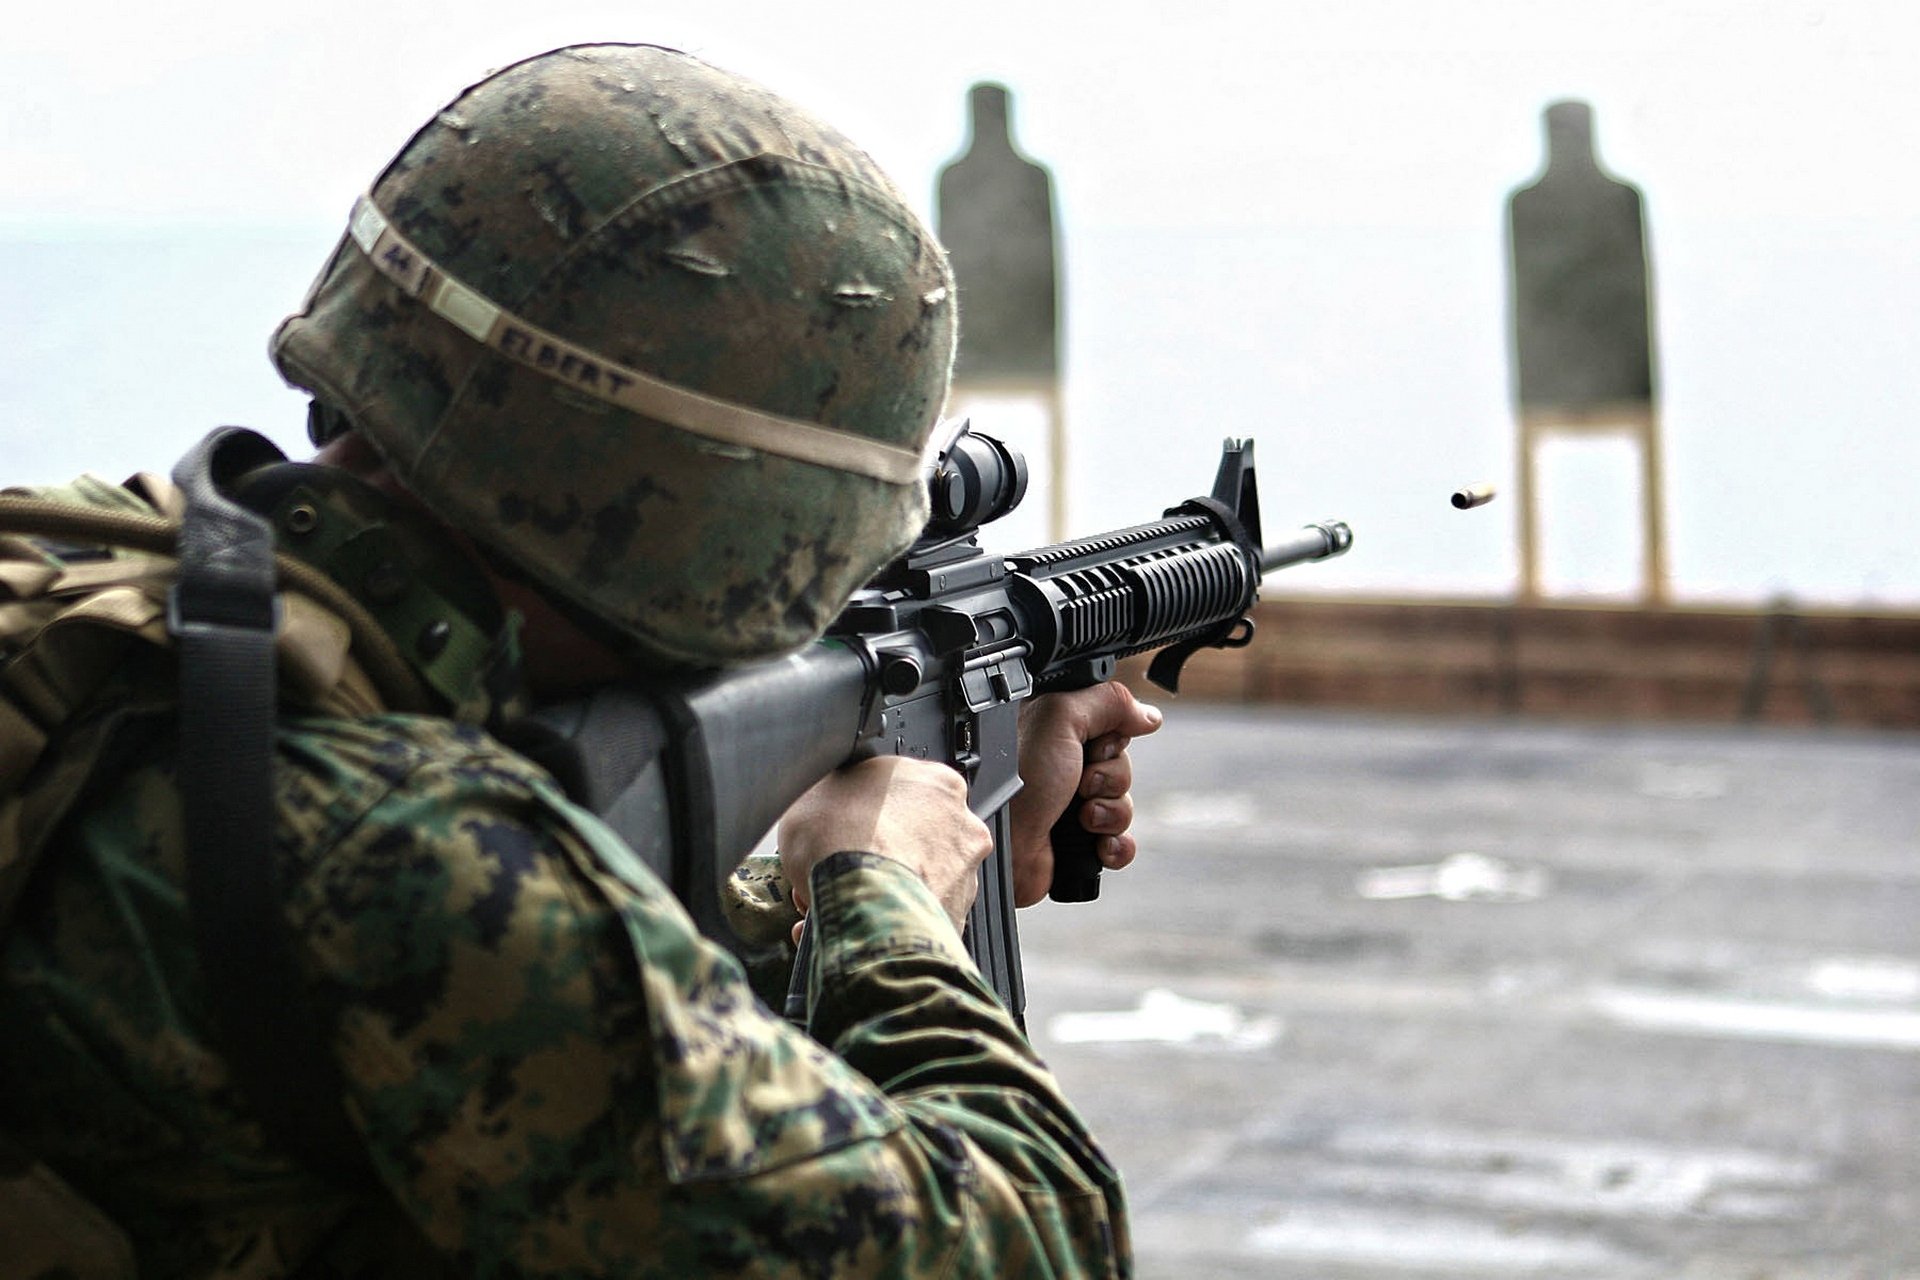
[0,44,1158,1277]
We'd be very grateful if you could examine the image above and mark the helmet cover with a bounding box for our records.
[272,43,955,665]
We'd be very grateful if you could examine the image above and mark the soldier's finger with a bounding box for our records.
[1081,794,1134,835]
[1070,681,1161,745]
[1097,834,1137,870]
[1081,751,1133,800]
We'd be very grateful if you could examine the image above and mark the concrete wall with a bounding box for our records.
[1127,598,1920,729]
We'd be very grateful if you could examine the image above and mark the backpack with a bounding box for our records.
[0,430,434,1274]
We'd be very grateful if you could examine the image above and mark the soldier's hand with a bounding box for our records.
[1008,681,1163,907]
[779,756,993,933]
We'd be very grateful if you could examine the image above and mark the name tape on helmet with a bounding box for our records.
[346,196,927,485]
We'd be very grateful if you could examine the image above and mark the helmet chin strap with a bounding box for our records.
[306,398,355,447]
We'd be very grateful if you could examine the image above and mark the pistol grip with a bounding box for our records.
[1046,796,1103,902]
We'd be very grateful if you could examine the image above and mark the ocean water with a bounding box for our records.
[4,223,1915,609]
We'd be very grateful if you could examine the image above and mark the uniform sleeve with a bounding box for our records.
[300,743,1130,1279]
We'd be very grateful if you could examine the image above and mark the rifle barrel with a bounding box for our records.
[1260,521,1353,574]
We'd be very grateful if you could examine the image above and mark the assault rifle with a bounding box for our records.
[510,422,1351,1028]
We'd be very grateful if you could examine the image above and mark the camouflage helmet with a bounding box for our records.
[271,43,955,666]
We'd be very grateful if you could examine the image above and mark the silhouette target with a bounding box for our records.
[937,84,1060,382]
[1508,101,1656,410]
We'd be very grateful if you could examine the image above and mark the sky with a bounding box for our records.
[4,1,1918,606]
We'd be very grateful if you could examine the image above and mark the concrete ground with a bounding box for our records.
[1017,706,1920,1279]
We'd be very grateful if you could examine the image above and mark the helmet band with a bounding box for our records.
[346,195,929,485]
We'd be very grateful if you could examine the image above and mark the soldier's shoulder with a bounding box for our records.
[273,712,569,859]
[277,711,544,788]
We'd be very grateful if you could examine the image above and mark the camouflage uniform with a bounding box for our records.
[0,465,1131,1277]
[2,42,1134,1278]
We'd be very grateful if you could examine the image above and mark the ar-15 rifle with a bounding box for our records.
[510,422,1351,1029]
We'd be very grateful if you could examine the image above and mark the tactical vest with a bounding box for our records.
[0,429,507,1276]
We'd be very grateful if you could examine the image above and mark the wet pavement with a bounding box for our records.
[1017,706,1920,1278]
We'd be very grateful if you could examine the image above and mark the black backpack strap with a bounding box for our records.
[168,428,368,1180]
